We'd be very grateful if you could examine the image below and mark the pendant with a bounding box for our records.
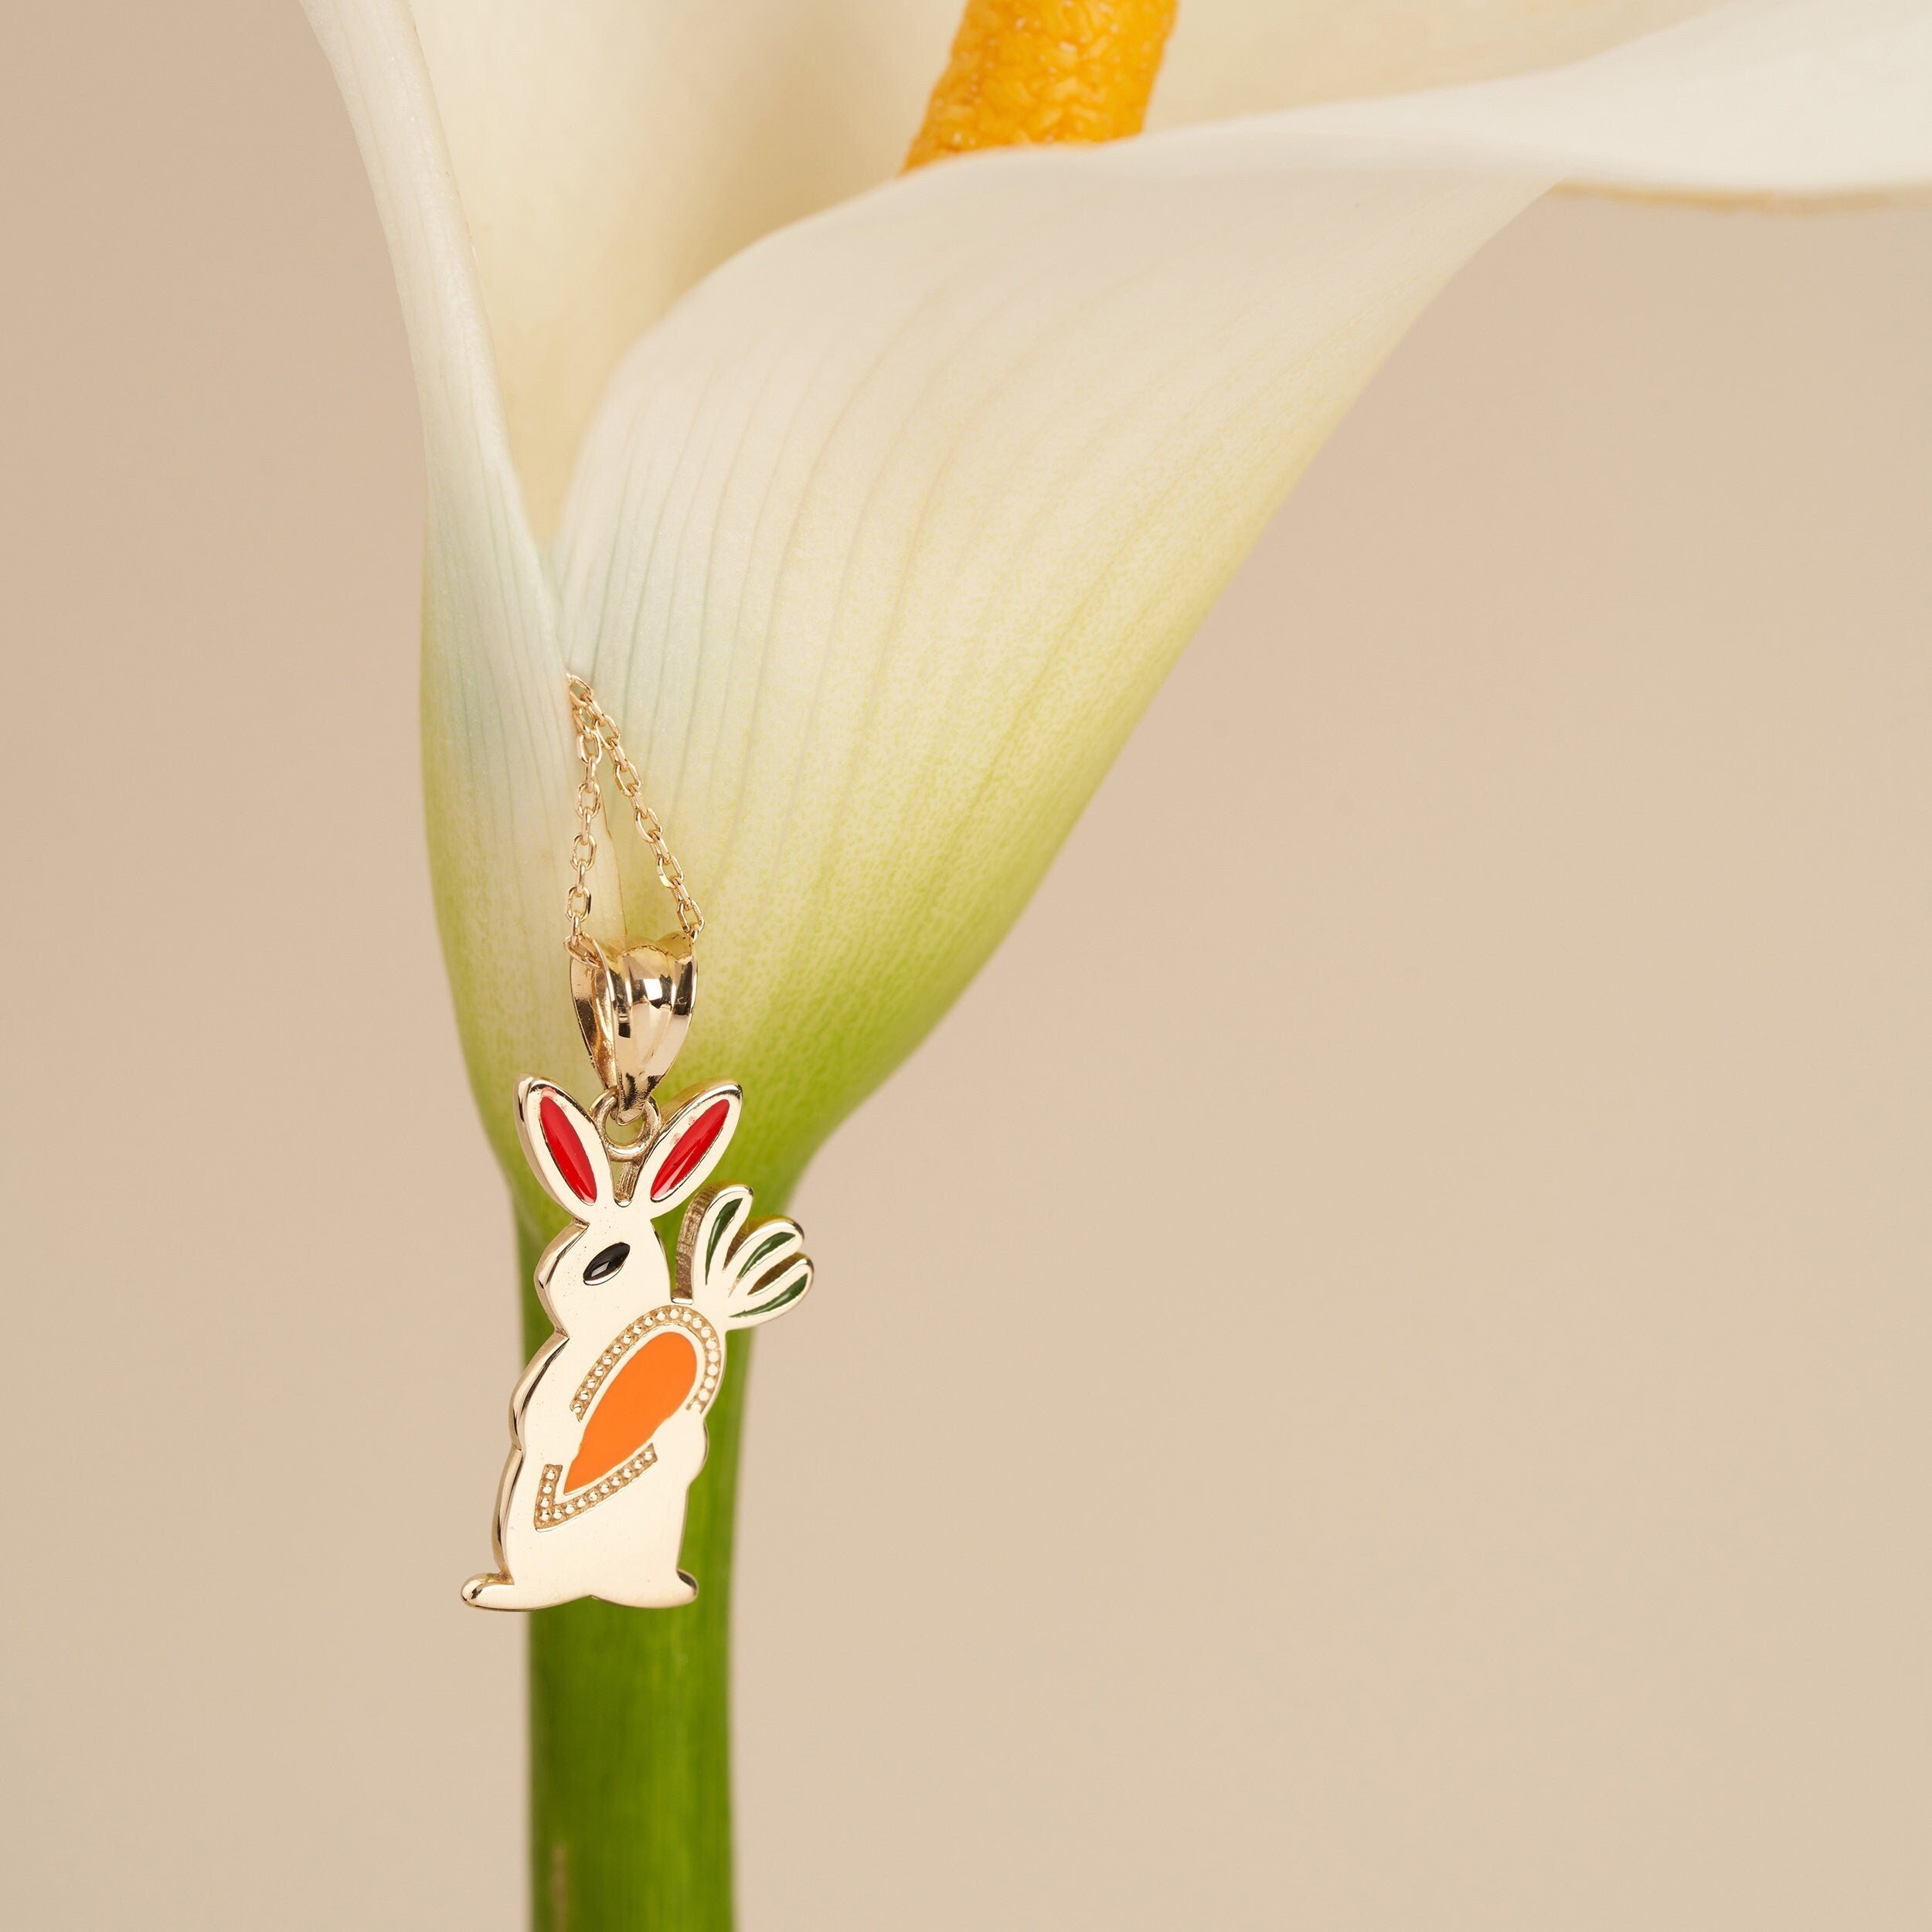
[462,934,812,1611]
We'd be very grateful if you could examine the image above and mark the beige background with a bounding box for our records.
[3,5,1929,1928]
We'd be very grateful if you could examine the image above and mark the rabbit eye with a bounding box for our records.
[583,1242,630,1284]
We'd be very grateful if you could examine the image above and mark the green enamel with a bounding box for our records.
[737,1228,794,1274]
[704,1198,743,1275]
[743,1267,810,1319]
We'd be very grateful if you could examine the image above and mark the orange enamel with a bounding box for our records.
[566,1330,699,1492]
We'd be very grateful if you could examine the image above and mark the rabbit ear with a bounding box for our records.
[636,1083,743,1215]
[515,1079,611,1218]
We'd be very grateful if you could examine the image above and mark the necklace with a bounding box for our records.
[462,676,814,1611]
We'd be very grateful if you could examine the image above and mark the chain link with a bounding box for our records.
[563,674,704,954]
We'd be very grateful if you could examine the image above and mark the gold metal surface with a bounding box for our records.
[463,1078,810,1612]
[571,931,696,1121]
[563,674,704,953]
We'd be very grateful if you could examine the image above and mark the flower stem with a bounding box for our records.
[518,1213,756,1931]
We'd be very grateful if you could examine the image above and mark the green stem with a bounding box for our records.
[518,1210,760,1931]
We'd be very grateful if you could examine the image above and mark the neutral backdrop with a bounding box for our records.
[3,5,1928,1930]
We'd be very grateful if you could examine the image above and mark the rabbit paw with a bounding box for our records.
[679,1186,814,1330]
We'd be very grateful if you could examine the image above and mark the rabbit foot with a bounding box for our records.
[461,1572,547,1611]
[604,1570,699,1609]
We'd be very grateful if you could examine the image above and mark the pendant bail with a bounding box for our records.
[570,931,696,1122]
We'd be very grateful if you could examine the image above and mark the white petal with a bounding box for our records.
[1214,0,1932,197]
[528,0,1930,1190]
[305,0,1932,1201]
[1156,1,1725,127]
[300,0,552,672]
[406,0,961,535]
[400,0,1730,536]
[553,159,1542,1179]
[304,0,570,1175]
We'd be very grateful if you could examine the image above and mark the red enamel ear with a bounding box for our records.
[649,1097,731,1203]
[541,1094,600,1204]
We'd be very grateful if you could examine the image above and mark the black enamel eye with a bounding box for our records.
[583,1241,630,1284]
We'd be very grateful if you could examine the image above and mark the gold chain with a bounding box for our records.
[563,674,704,954]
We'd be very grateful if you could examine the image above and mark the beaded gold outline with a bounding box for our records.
[570,1302,723,1420]
[532,1304,725,1533]
[535,1445,657,1530]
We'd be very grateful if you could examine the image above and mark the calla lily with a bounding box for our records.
[299,0,1932,1923]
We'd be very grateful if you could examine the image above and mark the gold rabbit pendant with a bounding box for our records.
[462,934,813,1611]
